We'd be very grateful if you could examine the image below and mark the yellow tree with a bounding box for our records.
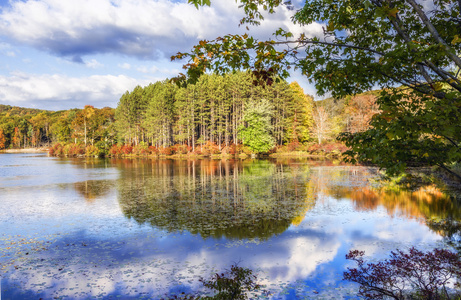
[288,82,314,143]
[72,105,95,146]
[0,129,6,150]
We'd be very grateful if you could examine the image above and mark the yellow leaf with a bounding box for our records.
[388,7,398,17]
[451,35,461,45]
[326,22,335,31]
[433,82,443,91]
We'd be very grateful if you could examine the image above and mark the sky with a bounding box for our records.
[0,0,323,111]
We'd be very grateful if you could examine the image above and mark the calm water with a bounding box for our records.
[0,153,459,299]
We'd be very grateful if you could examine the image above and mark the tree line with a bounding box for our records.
[0,72,381,156]
[0,104,115,151]
[115,72,313,153]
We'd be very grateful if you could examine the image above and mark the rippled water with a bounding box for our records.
[0,153,458,299]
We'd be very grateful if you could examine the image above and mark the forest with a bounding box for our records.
[0,72,378,157]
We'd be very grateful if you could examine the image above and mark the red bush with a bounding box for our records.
[109,145,122,156]
[222,143,238,155]
[121,145,133,154]
[148,146,159,155]
[173,144,189,154]
[49,143,63,156]
[287,140,300,151]
[158,146,173,155]
[344,247,461,299]
[201,141,220,155]
[308,142,349,154]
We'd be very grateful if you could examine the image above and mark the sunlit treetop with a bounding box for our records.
[176,0,461,179]
[175,0,461,100]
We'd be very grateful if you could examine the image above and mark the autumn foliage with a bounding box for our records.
[344,247,461,299]
[0,129,5,150]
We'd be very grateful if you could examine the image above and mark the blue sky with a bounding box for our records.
[0,0,322,111]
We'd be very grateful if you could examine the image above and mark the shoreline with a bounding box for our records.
[1,148,49,153]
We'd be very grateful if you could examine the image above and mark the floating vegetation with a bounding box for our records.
[0,156,458,299]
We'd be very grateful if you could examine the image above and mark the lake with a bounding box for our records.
[0,153,459,299]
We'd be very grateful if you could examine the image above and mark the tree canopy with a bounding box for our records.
[175,0,461,178]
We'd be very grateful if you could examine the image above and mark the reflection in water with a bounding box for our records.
[323,183,461,221]
[316,173,461,251]
[0,155,458,299]
[426,219,461,251]
[117,159,315,239]
[74,180,112,202]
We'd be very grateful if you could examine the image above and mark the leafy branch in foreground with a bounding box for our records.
[164,264,268,300]
[200,264,268,299]
[175,0,461,179]
[344,247,461,299]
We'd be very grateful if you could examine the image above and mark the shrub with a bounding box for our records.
[308,143,321,154]
[158,146,173,155]
[344,247,461,299]
[85,145,99,157]
[133,142,148,155]
[49,143,63,156]
[121,144,133,155]
[192,147,202,155]
[222,144,237,155]
[62,143,85,156]
[287,140,300,151]
[307,142,348,155]
[109,144,122,156]
[236,144,253,155]
[199,265,267,299]
[94,141,110,157]
[201,141,220,155]
[173,144,190,154]
[162,265,267,300]
[148,146,159,155]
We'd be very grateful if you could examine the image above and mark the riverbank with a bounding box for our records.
[1,147,49,153]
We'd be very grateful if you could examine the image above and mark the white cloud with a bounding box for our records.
[118,62,131,69]
[0,0,245,60]
[0,41,16,56]
[0,0,325,109]
[85,59,103,69]
[136,65,159,74]
[0,72,150,109]
[0,0,322,61]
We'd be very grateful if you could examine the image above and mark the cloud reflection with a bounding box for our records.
[0,158,452,299]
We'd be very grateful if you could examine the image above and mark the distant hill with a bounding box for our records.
[0,104,51,116]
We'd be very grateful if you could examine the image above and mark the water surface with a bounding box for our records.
[0,154,458,299]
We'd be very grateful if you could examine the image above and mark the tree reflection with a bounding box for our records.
[73,180,112,202]
[426,219,461,252]
[325,184,461,220]
[116,159,315,239]
[317,174,461,249]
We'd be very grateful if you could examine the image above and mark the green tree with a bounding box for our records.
[176,0,461,179]
[49,110,75,143]
[115,86,147,145]
[238,98,275,153]
[143,81,177,147]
